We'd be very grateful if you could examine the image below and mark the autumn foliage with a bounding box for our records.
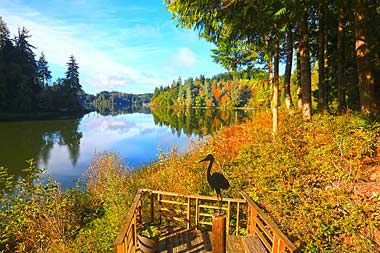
[135,111,380,252]
[1,112,380,252]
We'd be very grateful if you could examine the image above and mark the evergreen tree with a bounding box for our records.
[0,17,12,111]
[64,55,81,94]
[61,55,82,111]
[11,27,38,112]
[36,52,52,87]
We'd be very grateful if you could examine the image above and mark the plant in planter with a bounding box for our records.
[138,223,161,253]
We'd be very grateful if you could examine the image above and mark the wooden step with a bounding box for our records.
[240,235,267,253]
[226,235,245,253]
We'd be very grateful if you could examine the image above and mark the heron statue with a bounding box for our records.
[199,154,230,213]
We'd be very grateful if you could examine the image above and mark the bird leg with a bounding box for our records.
[217,193,221,215]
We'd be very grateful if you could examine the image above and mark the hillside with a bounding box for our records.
[2,111,380,252]
[133,111,380,252]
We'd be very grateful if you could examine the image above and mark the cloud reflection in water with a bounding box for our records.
[41,112,192,188]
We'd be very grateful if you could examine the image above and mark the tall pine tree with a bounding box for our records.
[11,27,38,112]
[64,55,81,94]
[36,52,52,87]
[0,17,12,111]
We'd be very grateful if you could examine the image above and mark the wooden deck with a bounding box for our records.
[139,227,266,253]
[115,189,296,253]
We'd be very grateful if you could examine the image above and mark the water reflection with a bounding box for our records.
[152,107,253,137]
[0,107,253,189]
[41,112,192,187]
[0,119,82,179]
[95,104,151,116]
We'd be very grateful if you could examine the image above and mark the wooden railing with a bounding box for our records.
[241,192,297,253]
[115,189,296,253]
[114,189,143,253]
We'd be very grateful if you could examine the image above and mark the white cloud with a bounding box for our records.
[175,48,197,69]
[163,47,198,74]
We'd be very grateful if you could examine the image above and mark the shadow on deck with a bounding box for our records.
[156,227,212,253]
[154,227,267,253]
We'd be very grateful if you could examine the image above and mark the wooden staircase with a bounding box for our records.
[115,189,296,253]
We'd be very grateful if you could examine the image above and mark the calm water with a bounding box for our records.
[0,108,253,188]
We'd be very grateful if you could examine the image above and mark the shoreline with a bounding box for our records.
[0,109,93,121]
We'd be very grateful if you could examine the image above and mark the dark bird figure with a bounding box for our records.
[200,154,230,213]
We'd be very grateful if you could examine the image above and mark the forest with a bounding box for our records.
[0,17,84,115]
[165,0,380,133]
[151,69,267,108]
[80,91,152,115]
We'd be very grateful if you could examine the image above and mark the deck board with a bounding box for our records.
[241,235,268,253]
[136,228,265,253]
[226,235,245,253]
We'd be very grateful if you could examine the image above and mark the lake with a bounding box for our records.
[0,108,253,189]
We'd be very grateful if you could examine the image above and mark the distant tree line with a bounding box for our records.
[80,91,152,114]
[0,17,83,114]
[151,69,267,108]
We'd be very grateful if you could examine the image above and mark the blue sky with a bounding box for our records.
[1,0,226,94]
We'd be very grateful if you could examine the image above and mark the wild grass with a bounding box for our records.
[1,111,380,252]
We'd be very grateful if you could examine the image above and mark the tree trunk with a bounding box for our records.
[323,18,329,110]
[284,28,294,111]
[355,0,376,115]
[318,0,327,111]
[296,47,302,110]
[273,36,279,134]
[299,15,312,121]
[337,1,346,113]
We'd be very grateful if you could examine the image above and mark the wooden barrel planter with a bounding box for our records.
[137,234,159,253]
[138,223,160,253]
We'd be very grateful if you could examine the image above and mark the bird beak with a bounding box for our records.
[199,157,207,163]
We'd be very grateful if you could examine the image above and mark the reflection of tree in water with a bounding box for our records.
[58,120,83,166]
[0,118,82,178]
[151,108,253,137]
[96,104,151,116]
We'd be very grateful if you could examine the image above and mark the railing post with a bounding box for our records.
[150,191,155,223]
[247,205,257,235]
[272,234,286,253]
[226,201,231,235]
[212,214,226,253]
[195,198,199,230]
[236,202,240,236]
[187,196,191,229]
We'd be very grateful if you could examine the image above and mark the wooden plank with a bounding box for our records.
[114,189,143,246]
[255,217,273,243]
[141,188,246,203]
[236,202,240,236]
[212,215,226,253]
[226,235,244,253]
[187,197,191,229]
[252,226,271,251]
[199,221,213,226]
[240,192,296,251]
[241,235,267,253]
[199,204,228,210]
[226,201,231,235]
[160,199,188,205]
[200,213,215,218]
[196,198,199,229]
